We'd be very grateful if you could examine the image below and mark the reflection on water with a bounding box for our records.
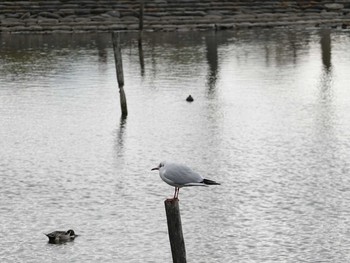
[138,38,145,77]
[1,29,350,262]
[116,116,127,158]
[205,31,219,94]
[321,28,332,71]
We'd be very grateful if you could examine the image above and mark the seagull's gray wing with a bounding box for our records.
[164,163,205,186]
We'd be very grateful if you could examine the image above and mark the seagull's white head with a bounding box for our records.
[151,161,166,171]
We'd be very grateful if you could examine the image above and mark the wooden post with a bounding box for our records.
[112,31,128,117]
[164,199,187,263]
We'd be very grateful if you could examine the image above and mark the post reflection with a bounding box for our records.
[320,29,331,71]
[319,29,333,101]
[96,37,108,74]
[115,116,127,158]
[205,31,219,95]
[288,31,298,64]
[313,28,334,160]
[138,38,145,77]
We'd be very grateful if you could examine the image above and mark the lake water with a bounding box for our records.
[1,28,350,262]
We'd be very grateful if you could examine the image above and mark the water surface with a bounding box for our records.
[1,29,350,262]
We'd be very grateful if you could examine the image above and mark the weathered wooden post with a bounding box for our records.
[112,31,128,117]
[164,198,187,263]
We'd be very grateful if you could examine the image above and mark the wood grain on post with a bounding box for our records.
[164,198,187,263]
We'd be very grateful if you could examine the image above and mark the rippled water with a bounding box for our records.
[1,28,350,262]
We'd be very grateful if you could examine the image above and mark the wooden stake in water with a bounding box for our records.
[112,31,128,117]
[164,198,187,263]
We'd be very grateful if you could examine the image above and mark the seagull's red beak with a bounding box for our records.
[151,167,159,171]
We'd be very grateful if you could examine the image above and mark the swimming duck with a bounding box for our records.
[186,95,194,102]
[45,229,77,243]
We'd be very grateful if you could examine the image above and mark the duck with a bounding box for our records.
[186,95,194,102]
[45,229,77,243]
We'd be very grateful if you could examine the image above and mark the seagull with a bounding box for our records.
[45,229,77,243]
[151,161,220,199]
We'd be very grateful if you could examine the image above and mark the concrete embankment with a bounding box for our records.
[1,1,350,33]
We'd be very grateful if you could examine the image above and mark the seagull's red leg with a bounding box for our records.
[174,187,180,199]
[173,187,177,199]
[173,187,179,199]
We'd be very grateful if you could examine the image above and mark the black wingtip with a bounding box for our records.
[203,179,221,185]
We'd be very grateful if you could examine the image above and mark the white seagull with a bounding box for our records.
[151,161,220,199]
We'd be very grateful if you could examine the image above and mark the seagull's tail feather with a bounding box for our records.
[203,179,221,185]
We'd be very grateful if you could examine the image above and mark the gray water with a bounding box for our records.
[1,28,350,262]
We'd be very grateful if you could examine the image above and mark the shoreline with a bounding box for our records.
[1,1,350,34]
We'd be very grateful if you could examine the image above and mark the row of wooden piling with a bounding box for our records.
[112,1,187,262]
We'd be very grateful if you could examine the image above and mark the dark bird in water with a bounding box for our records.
[45,229,77,243]
[186,95,194,102]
